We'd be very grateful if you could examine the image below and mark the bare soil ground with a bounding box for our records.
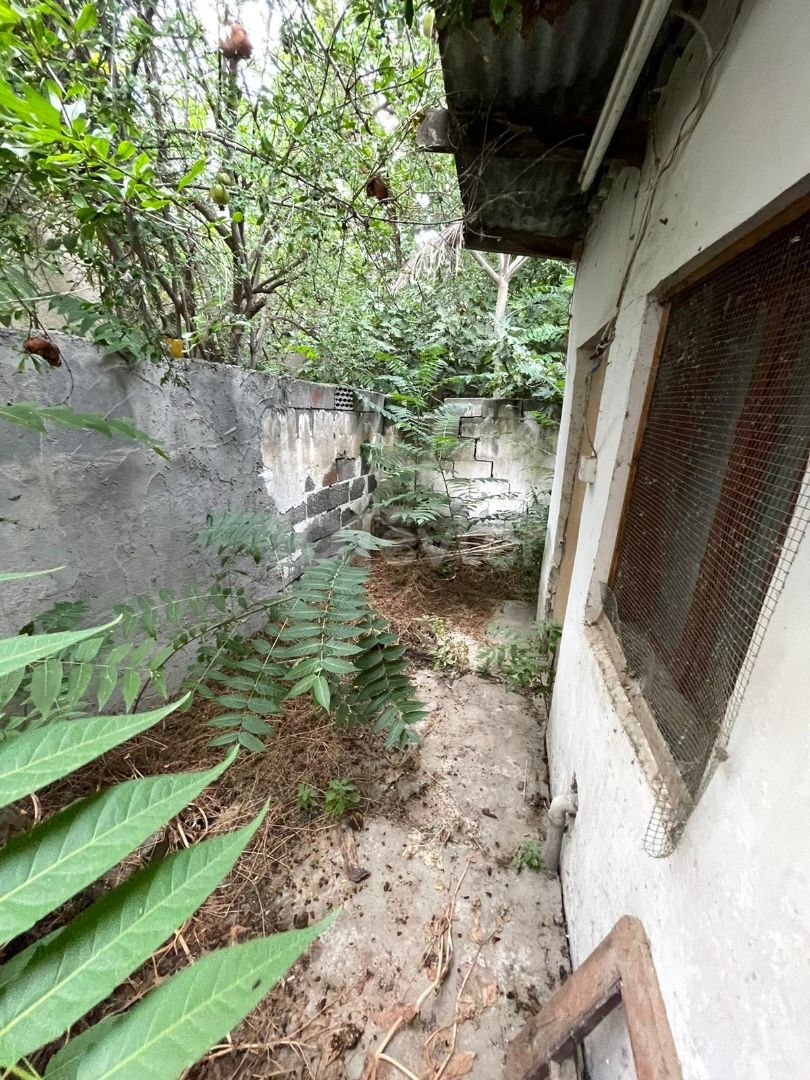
[20,557,569,1079]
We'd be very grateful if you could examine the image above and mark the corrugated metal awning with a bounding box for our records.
[421,0,684,258]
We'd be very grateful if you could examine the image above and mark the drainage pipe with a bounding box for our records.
[578,0,672,192]
[543,791,578,874]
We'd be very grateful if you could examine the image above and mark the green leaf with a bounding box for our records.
[0,807,267,1064]
[121,666,140,711]
[0,668,25,711]
[0,696,189,810]
[65,661,93,705]
[313,675,331,711]
[0,618,120,678]
[241,715,273,736]
[74,4,98,33]
[177,158,205,191]
[0,752,236,944]
[237,731,266,752]
[209,731,239,746]
[285,673,318,699]
[29,658,63,719]
[44,915,336,1079]
[0,568,64,583]
[319,656,357,675]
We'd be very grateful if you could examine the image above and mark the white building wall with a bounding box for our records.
[543,1,810,1076]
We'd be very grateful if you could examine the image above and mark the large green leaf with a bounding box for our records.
[0,618,120,678]
[0,696,189,810]
[0,751,236,944]
[0,809,268,1065]
[0,568,64,583]
[44,914,336,1080]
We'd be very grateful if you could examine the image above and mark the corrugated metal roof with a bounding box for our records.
[439,0,643,126]
[458,153,587,256]
[432,0,669,257]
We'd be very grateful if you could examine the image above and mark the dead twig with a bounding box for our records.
[363,857,474,1080]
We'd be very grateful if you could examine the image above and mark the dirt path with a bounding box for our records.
[256,660,571,1079]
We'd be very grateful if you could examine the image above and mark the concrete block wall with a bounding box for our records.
[0,331,385,633]
[259,382,384,547]
[441,397,558,522]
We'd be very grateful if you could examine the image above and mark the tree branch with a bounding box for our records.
[469,249,501,286]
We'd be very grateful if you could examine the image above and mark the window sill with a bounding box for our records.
[585,613,694,826]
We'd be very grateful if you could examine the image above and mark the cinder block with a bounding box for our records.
[459,416,485,436]
[336,456,356,481]
[354,389,386,411]
[445,437,478,462]
[341,505,359,528]
[452,459,494,480]
[495,402,521,423]
[367,474,378,494]
[474,436,501,461]
[350,476,365,500]
[307,481,351,516]
[285,501,306,527]
[304,507,342,544]
[283,380,336,410]
[445,397,498,418]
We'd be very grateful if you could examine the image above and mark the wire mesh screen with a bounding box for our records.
[606,209,810,857]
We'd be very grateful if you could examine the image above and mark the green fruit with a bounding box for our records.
[209,183,229,207]
[216,170,231,186]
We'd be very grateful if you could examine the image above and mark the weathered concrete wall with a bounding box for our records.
[0,331,382,632]
[440,397,557,521]
[539,1,810,1077]
[260,383,382,545]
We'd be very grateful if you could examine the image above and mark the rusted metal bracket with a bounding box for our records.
[505,916,683,1080]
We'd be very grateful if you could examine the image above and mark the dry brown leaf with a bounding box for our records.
[443,1050,476,1078]
[375,1001,417,1029]
[456,996,476,1022]
[480,981,498,1009]
[470,906,485,945]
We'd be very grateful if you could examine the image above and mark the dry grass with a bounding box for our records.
[366,553,529,646]
[21,695,375,1078]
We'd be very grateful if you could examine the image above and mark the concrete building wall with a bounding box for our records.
[540,1,810,1077]
[0,331,383,633]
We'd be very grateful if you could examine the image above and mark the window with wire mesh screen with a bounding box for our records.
[604,208,810,857]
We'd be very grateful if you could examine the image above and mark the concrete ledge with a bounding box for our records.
[283,379,336,410]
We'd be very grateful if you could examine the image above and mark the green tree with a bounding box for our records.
[0,0,454,366]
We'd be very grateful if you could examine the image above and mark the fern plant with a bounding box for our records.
[199,529,425,749]
[4,512,298,737]
[7,518,424,754]
[0,573,331,1079]
[364,403,474,545]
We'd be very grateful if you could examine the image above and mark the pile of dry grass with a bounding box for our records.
[21,695,375,1078]
[366,553,528,645]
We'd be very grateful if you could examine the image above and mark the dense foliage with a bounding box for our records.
[0,0,571,399]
